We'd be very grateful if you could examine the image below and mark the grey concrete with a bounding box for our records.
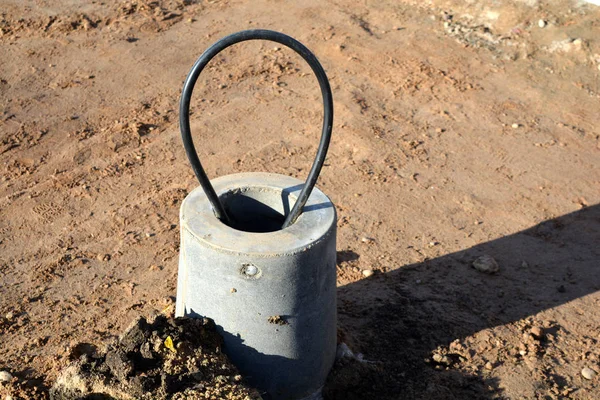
[176,172,337,400]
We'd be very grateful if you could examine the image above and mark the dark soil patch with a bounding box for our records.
[49,314,261,400]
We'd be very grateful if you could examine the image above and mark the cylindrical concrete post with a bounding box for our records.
[176,172,337,399]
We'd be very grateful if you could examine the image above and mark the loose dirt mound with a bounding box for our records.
[48,315,260,400]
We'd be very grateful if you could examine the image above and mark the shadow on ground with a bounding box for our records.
[327,205,600,399]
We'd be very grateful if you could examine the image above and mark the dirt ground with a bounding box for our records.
[1,0,599,399]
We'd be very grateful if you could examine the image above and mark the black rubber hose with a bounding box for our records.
[179,29,333,229]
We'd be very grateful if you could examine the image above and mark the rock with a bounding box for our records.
[0,370,13,383]
[511,123,520,129]
[139,342,153,360]
[472,255,499,274]
[162,296,175,306]
[96,253,110,261]
[484,361,494,370]
[582,367,597,380]
[361,236,375,244]
[105,348,133,381]
[5,311,14,320]
[335,343,356,361]
[119,317,149,353]
[538,19,546,28]
[530,326,544,340]
[362,269,374,277]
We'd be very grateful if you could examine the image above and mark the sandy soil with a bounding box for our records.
[1,0,599,398]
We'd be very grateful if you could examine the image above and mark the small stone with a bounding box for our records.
[5,311,14,320]
[230,288,237,293]
[362,269,374,278]
[538,19,546,28]
[530,326,544,339]
[472,255,499,274]
[432,353,443,362]
[511,123,520,129]
[361,236,375,244]
[140,342,153,359]
[557,285,566,293]
[0,370,13,383]
[484,361,494,370]
[161,296,175,306]
[582,367,597,380]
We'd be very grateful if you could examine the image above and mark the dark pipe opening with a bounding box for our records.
[219,188,290,233]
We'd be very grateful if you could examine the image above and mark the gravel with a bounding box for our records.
[0,370,13,383]
[582,367,597,380]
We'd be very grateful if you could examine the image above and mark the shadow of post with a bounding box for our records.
[329,205,600,399]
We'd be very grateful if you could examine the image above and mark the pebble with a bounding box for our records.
[511,123,520,129]
[582,367,597,380]
[362,269,374,278]
[96,253,110,261]
[538,19,546,28]
[361,236,375,244]
[0,370,12,383]
[161,296,175,306]
[484,361,494,370]
[530,326,544,339]
[5,311,14,320]
[472,255,499,274]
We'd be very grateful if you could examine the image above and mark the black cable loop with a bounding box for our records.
[179,29,333,229]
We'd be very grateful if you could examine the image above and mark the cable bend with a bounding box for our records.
[179,29,333,229]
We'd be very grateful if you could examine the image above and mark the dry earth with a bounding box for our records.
[1,0,600,399]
